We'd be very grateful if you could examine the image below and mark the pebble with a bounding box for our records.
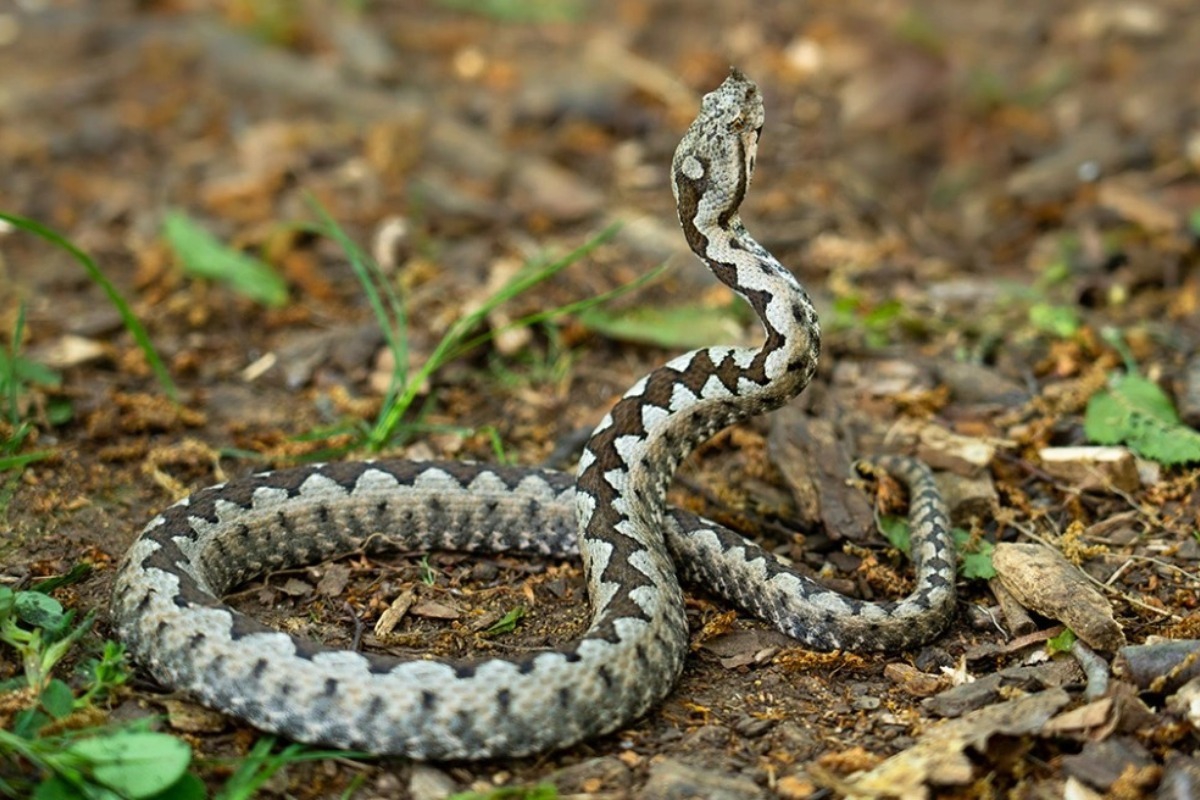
[641,758,765,800]
[408,765,458,800]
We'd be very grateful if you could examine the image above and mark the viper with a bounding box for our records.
[111,69,956,760]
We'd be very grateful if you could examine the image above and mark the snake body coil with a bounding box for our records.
[111,71,956,759]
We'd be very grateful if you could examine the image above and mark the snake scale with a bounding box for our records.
[111,70,956,760]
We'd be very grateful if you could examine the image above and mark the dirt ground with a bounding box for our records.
[2,1,1200,798]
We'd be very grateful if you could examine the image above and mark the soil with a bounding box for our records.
[2,2,1199,799]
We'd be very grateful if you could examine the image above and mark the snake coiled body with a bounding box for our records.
[111,71,956,759]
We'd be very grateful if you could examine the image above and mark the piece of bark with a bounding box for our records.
[933,360,1029,406]
[1168,675,1200,728]
[937,471,998,523]
[1113,640,1200,693]
[1061,737,1155,793]
[767,407,873,542]
[917,424,995,477]
[992,543,1127,651]
[990,579,1038,638]
[1038,446,1141,493]
[923,660,1082,718]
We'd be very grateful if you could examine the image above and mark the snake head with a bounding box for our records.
[671,69,765,229]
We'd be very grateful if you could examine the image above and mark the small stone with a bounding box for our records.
[733,716,778,737]
[642,758,765,800]
[852,696,881,711]
[408,764,458,800]
[884,662,946,697]
[163,699,227,733]
[551,757,631,794]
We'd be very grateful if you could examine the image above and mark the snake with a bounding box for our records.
[110,70,956,760]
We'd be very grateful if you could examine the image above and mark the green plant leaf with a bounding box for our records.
[13,708,51,739]
[41,679,75,719]
[163,211,289,308]
[34,773,112,800]
[15,591,65,629]
[483,607,526,636]
[578,302,748,350]
[876,515,911,553]
[1047,628,1077,653]
[1085,374,1200,465]
[0,211,177,400]
[1028,302,1080,337]
[955,535,997,580]
[30,563,93,595]
[147,772,207,800]
[68,732,192,799]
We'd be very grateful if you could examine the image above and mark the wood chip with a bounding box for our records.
[1038,446,1141,493]
[936,471,999,523]
[992,543,1127,651]
[767,407,872,542]
[410,600,462,620]
[374,588,416,637]
[916,424,995,476]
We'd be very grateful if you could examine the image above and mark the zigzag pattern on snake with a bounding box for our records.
[110,70,957,760]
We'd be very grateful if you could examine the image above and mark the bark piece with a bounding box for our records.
[937,471,998,523]
[767,407,873,542]
[992,543,1127,651]
[839,689,1071,798]
[1038,446,1140,493]
[642,758,765,800]
[1113,639,1200,693]
[923,659,1082,718]
[1061,737,1154,792]
[933,360,1029,406]
[916,424,995,476]
[990,579,1038,638]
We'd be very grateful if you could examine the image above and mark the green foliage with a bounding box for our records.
[1027,302,1080,338]
[876,516,995,579]
[449,784,559,800]
[578,301,746,350]
[163,211,289,308]
[1085,373,1200,465]
[0,585,95,695]
[0,303,55,484]
[827,296,905,349]
[957,535,997,580]
[0,211,176,400]
[483,607,526,636]
[305,199,649,453]
[0,582,199,800]
[437,0,585,23]
[1046,628,1077,653]
[418,555,437,586]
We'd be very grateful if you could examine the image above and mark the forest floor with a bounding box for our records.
[1,1,1199,798]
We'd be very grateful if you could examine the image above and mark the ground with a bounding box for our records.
[1,1,1199,799]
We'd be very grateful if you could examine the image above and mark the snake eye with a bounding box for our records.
[730,114,745,132]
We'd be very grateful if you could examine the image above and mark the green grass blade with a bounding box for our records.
[162,211,289,308]
[302,198,410,404]
[0,211,177,401]
[367,223,621,450]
